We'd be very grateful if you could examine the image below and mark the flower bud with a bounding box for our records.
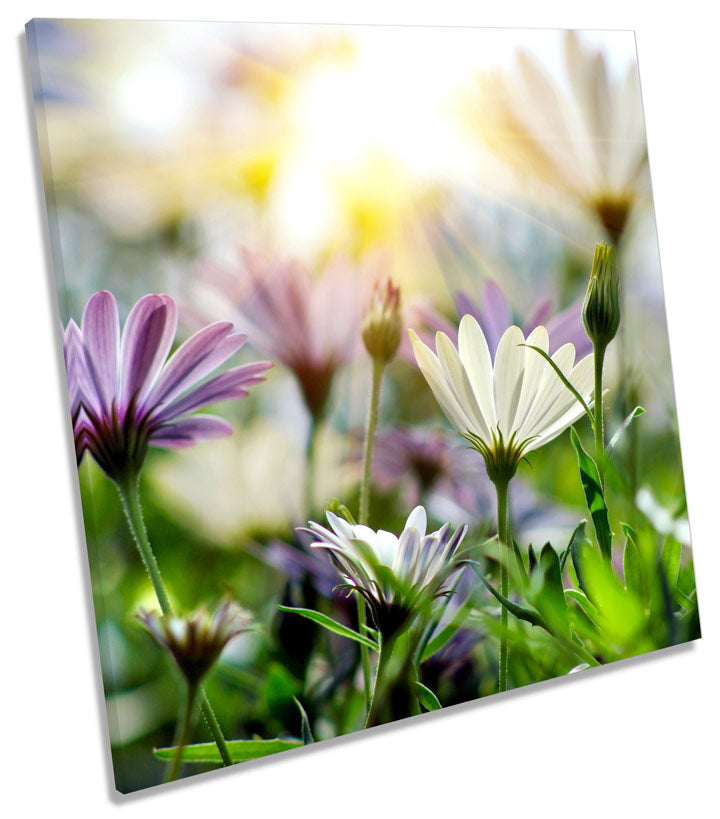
[138,600,252,685]
[362,278,402,364]
[582,242,620,348]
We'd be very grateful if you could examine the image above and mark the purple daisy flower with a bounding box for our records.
[193,248,369,420]
[64,290,272,482]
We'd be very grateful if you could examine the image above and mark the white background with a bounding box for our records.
[3,1,718,816]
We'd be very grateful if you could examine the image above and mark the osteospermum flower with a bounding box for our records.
[301,506,468,636]
[65,290,272,482]
[138,600,253,685]
[475,31,648,242]
[399,279,590,365]
[409,315,594,483]
[193,248,367,420]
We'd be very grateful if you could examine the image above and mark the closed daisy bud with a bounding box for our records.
[138,600,252,685]
[582,243,620,349]
[362,278,402,364]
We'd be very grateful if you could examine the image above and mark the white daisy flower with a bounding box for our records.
[409,315,594,484]
[301,506,467,636]
[475,31,648,243]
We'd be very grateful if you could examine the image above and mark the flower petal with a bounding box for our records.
[120,294,178,408]
[404,505,427,539]
[154,361,272,422]
[436,331,492,441]
[493,326,526,436]
[150,414,232,448]
[81,291,120,416]
[144,322,244,408]
[482,281,513,355]
[458,314,497,432]
[519,342,576,439]
[409,330,476,435]
[512,325,549,437]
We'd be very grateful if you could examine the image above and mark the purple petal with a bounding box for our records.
[150,414,232,448]
[144,322,245,409]
[81,291,120,416]
[119,294,178,408]
[481,281,512,356]
[545,298,592,356]
[524,298,554,332]
[154,361,272,422]
[453,291,482,324]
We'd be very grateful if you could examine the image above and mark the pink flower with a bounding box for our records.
[194,249,367,419]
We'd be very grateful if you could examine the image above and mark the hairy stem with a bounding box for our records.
[165,681,198,783]
[116,474,233,768]
[357,357,385,712]
[304,413,322,517]
[359,358,384,526]
[594,342,607,479]
[495,477,511,693]
[364,631,398,728]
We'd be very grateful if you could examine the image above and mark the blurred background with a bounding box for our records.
[28,20,692,791]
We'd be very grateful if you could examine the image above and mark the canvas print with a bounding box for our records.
[26,19,700,793]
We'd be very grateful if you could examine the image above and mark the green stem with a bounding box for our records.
[593,342,607,479]
[357,357,385,713]
[495,477,510,694]
[359,358,384,527]
[165,681,198,783]
[116,474,233,768]
[355,596,372,712]
[364,631,398,728]
[117,473,172,615]
[305,414,319,517]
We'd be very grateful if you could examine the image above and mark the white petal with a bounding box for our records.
[404,506,427,539]
[436,332,492,441]
[409,330,477,435]
[512,325,549,437]
[493,326,526,436]
[458,315,497,431]
[325,511,354,541]
[374,530,400,566]
[519,342,576,438]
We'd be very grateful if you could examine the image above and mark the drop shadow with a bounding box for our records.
[19,24,120,801]
[116,637,698,800]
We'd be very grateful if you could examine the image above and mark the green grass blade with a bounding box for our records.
[525,344,595,429]
[154,739,303,764]
[277,605,379,651]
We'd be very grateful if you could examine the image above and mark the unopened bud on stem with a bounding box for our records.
[583,242,620,349]
[362,278,402,364]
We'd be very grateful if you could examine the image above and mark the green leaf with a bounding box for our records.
[622,527,644,598]
[562,521,588,572]
[570,526,595,600]
[571,428,613,560]
[564,589,599,625]
[529,545,569,637]
[154,739,303,764]
[606,406,646,457]
[661,537,682,591]
[469,561,547,630]
[415,681,442,712]
[420,594,475,662]
[511,539,529,587]
[293,697,315,745]
[525,345,595,428]
[277,606,379,651]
